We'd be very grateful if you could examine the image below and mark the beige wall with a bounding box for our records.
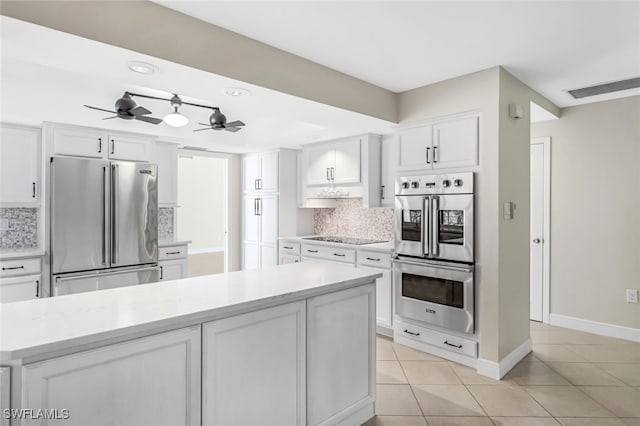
[532,96,640,329]
[0,0,396,122]
[177,156,226,250]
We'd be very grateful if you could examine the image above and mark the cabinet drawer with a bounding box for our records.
[301,244,356,264]
[159,245,188,260]
[0,257,41,277]
[357,250,392,269]
[395,319,478,358]
[279,241,300,255]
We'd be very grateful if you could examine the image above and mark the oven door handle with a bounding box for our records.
[393,257,474,273]
[423,196,430,257]
[431,195,440,258]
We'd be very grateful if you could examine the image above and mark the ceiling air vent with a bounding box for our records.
[567,77,640,99]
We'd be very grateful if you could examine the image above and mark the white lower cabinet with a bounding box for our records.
[280,254,301,264]
[0,274,41,303]
[307,285,376,426]
[160,259,187,281]
[360,267,392,330]
[0,366,9,426]
[21,326,202,426]
[203,301,306,426]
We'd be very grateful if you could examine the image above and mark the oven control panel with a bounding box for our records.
[395,172,474,195]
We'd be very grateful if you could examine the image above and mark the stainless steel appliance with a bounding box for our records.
[51,157,159,295]
[394,172,475,334]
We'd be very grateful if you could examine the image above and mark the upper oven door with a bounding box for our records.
[395,195,426,257]
[431,194,474,263]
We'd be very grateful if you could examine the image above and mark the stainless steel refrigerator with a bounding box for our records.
[51,157,159,296]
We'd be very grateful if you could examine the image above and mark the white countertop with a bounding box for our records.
[0,262,381,362]
[158,239,192,247]
[280,235,394,253]
[0,248,47,260]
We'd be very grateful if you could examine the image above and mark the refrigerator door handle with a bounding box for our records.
[111,163,119,264]
[423,196,431,257]
[431,195,440,258]
[102,164,108,265]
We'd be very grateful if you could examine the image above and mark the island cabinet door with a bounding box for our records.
[307,284,376,426]
[203,301,306,426]
[21,326,201,426]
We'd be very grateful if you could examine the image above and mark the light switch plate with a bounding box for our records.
[0,218,9,231]
[503,202,516,220]
[626,289,638,304]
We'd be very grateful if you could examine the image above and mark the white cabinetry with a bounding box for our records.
[302,134,381,207]
[46,123,154,162]
[380,134,398,207]
[159,244,188,281]
[21,326,202,426]
[202,301,306,426]
[0,367,8,426]
[307,285,375,426]
[155,142,178,205]
[0,256,43,303]
[242,149,309,270]
[0,124,40,206]
[396,115,479,171]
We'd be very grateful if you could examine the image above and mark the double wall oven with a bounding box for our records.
[394,173,475,334]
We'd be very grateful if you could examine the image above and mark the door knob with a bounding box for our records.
[532,238,542,244]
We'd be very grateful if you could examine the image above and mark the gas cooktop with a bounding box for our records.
[302,236,386,245]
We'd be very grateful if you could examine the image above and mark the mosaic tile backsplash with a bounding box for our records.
[313,199,393,241]
[159,207,175,241]
[0,208,38,249]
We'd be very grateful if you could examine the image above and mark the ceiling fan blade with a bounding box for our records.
[85,105,117,114]
[197,122,211,126]
[102,116,118,120]
[130,105,152,116]
[225,127,242,133]
[225,120,245,127]
[193,127,213,132]
[135,115,163,125]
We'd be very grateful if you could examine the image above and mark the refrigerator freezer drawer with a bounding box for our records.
[53,266,160,296]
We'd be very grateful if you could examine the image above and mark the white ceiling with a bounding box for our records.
[155,1,640,108]
[0,17,394,153]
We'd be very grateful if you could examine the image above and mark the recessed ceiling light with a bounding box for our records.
[224,87,250,97]
[127,61,157,75]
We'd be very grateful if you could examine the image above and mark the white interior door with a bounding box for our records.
[530,142,546,322]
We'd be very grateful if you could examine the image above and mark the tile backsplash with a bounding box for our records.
[313,199,393,241]
[0,208,38,249]
[159,207,175,241]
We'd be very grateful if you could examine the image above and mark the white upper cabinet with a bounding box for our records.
[432,116,479,169]
[332,138,361,184]
[47,123,154,162]
[155,142,178,205]
[243,151,279,193]
[306,144,334,186]
[396,114,479,171]
[380,134,398,207]
[398,125,433,170]
[0,125,40,206]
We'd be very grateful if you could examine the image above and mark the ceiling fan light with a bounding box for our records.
[163,111,189,127]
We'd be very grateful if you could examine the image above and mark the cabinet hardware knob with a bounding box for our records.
[404,329,420,336]
[444,340,463,349]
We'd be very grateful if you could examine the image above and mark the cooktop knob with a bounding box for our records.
[411,181,419,188]
[442,179,451,188]
[401,182,410,189]
[454,179,464,187]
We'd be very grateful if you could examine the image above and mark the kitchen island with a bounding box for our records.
[0,262,380,426]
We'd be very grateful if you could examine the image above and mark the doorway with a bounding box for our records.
[530,137,551,322]
[177,153,229,277]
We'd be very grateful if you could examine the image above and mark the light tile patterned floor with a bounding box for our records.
[364,321,640,426]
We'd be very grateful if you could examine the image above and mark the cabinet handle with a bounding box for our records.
[366,257,381,262]
[283,246,294,250]
[2,266,24,271]
[333,253,346,257]
[98,137,102,153]
[32,182,36,198]
[254,179,258,190]
[110,139,115,155]
[331,167,335,181]
[381,185,385,199]
[326,168,330,182]
[160,265,164,280]
[35,280,39,298]
[444,340,463,349]
[258,179,262,190]
[404,329,420,337]
[165,251,181,255]
[257,198,262,216]
[306,249,318,253]
[426,147,431,164]
[433,146,438,163]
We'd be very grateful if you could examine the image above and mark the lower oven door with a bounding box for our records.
[395,258,474,334]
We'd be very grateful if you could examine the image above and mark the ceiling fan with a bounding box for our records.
[84,92,163,125]
[194,108,245,133]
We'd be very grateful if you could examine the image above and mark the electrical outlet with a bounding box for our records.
[626,289,639,304]
[0,218,9,232]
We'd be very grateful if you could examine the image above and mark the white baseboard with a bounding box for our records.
[549,313,640,342]
[477,338,532,380]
